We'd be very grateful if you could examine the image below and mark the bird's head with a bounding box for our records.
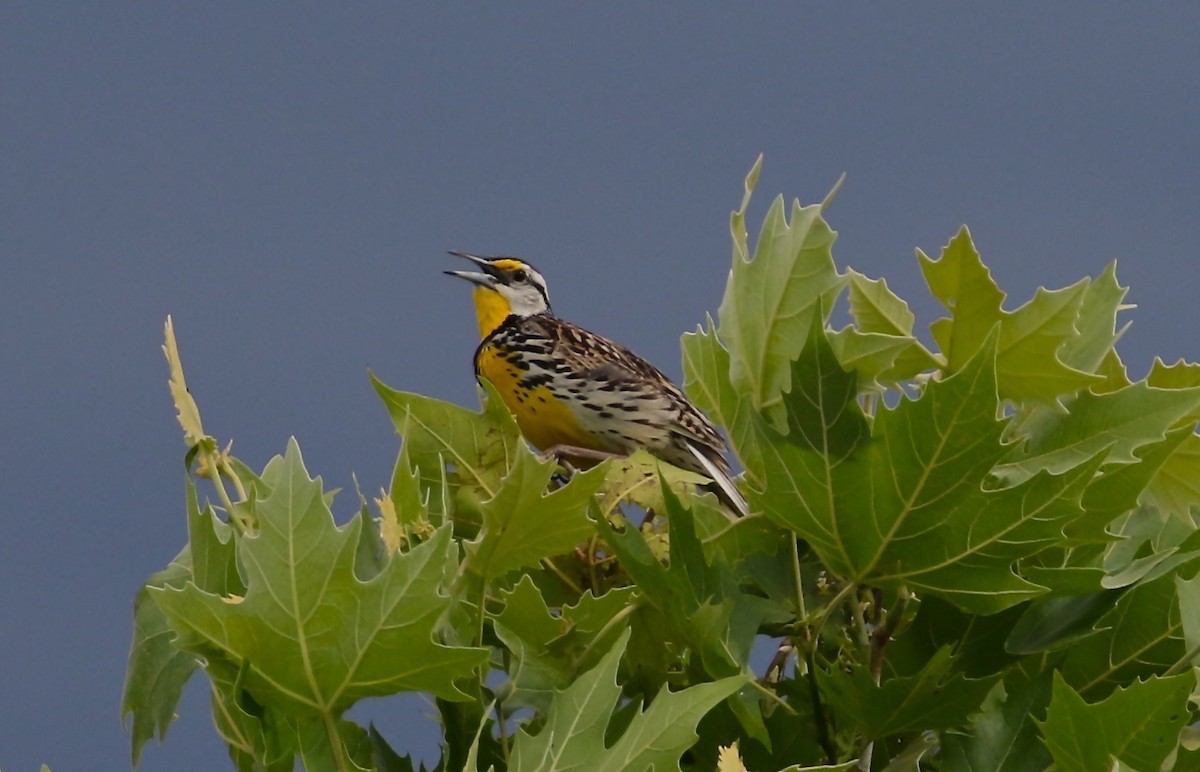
[446,251,551,338]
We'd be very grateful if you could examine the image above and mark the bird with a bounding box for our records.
[445,250,748,518]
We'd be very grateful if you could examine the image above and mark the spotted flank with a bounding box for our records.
[445,251,749,518]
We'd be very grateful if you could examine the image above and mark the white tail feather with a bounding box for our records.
[685,441,749,520]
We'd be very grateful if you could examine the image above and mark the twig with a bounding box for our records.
[541,556,583,595]
[586,534,601,592]
[870,587,909,682]
[811,581,857,644]
[850,588,873,772]
[805,643,838,764]
[790,538,808,622]
[748,678,798,715]
[495,699,510,761]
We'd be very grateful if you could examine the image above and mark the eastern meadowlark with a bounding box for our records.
[445,251,749,518]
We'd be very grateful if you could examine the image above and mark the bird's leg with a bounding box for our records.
[542,446,620,492]
[538,444,623,471]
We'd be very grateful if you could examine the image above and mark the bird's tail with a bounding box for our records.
[685,441,749,520]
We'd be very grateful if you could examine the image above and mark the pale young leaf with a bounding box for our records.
[162,315,206,447]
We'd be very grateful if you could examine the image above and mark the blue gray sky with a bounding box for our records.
[3,5,1198,769]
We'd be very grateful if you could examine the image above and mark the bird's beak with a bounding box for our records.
[445,251,501,288]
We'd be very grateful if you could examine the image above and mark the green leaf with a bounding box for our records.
[1071,429,1191,545]
[729,154,762,264]
[442,697,504,772]
[597,484,768,680]
[208,662,297,771]
[839,270,941,384]
[372,374,523,514]
[681,317,763,480]
[920,226,1004,369]
[187,476,246,596]
[151,440,488,726]
[291,716,376,772]
[1037,671,1193,772]
[597,449,713,518]
[1145,432,1200,522]
[705,677,827,770]
[599,484,775,746]
[845,270,917,337]
[1103,506,1200,589]
[367,724,419,772]
[1174,572,1200,669]
[497,575,562,648]
[997,381,1200,481]
[940,671,1054,772]
[995,281,1102,402]
[750,317,870,567]
[921,227,1101,403]
[1093,348,1133,393]
[124,475,243,766]
[756,326,1100,613]
[677,164,767,460]
[1057,569,1192,699]
[903,597,1024,678]
[1149,356,1200,391]
[492,577,573,714]
[465,450,606,582]
[1057,261,1130,375]
[546,585,639,675]
[387,438,431,534]
[507,629,747,772]
[818,648,998,740]
[1005,592,1123,655]
[717,172,844,429]
[122,550,198,766]
[827,327,939,388]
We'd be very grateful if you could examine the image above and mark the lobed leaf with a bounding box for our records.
[1056,261,1130,375]
[1056,568,1195,698]
[681,317,763,480]
[465,449,606,583]
[717,164,844,430]
[997,380,1200,483]
[921,227,1103,404]
[151,440,488,734]
[1145,432,1200,523]
[940,672,1054,772]
[818,648,999,740]
[124,476,243,766]
[122,551,199,766]
[1037,671,1193,772]
[506,629,746,772]
[755,324,1101,613]
[372,375,523,513]
[598,483,769,681]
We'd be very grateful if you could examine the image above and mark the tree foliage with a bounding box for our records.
[124,159,1200,770]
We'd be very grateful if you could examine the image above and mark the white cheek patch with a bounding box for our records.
[503,286,549,316]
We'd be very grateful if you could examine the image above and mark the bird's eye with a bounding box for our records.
[512,269,528,283]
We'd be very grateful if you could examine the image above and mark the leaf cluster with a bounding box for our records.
[125,159,1200,770]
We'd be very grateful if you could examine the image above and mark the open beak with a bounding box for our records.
[445,251,501,288]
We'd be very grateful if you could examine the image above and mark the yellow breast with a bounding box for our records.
[475,343,606,454]
[471,286,513,339]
